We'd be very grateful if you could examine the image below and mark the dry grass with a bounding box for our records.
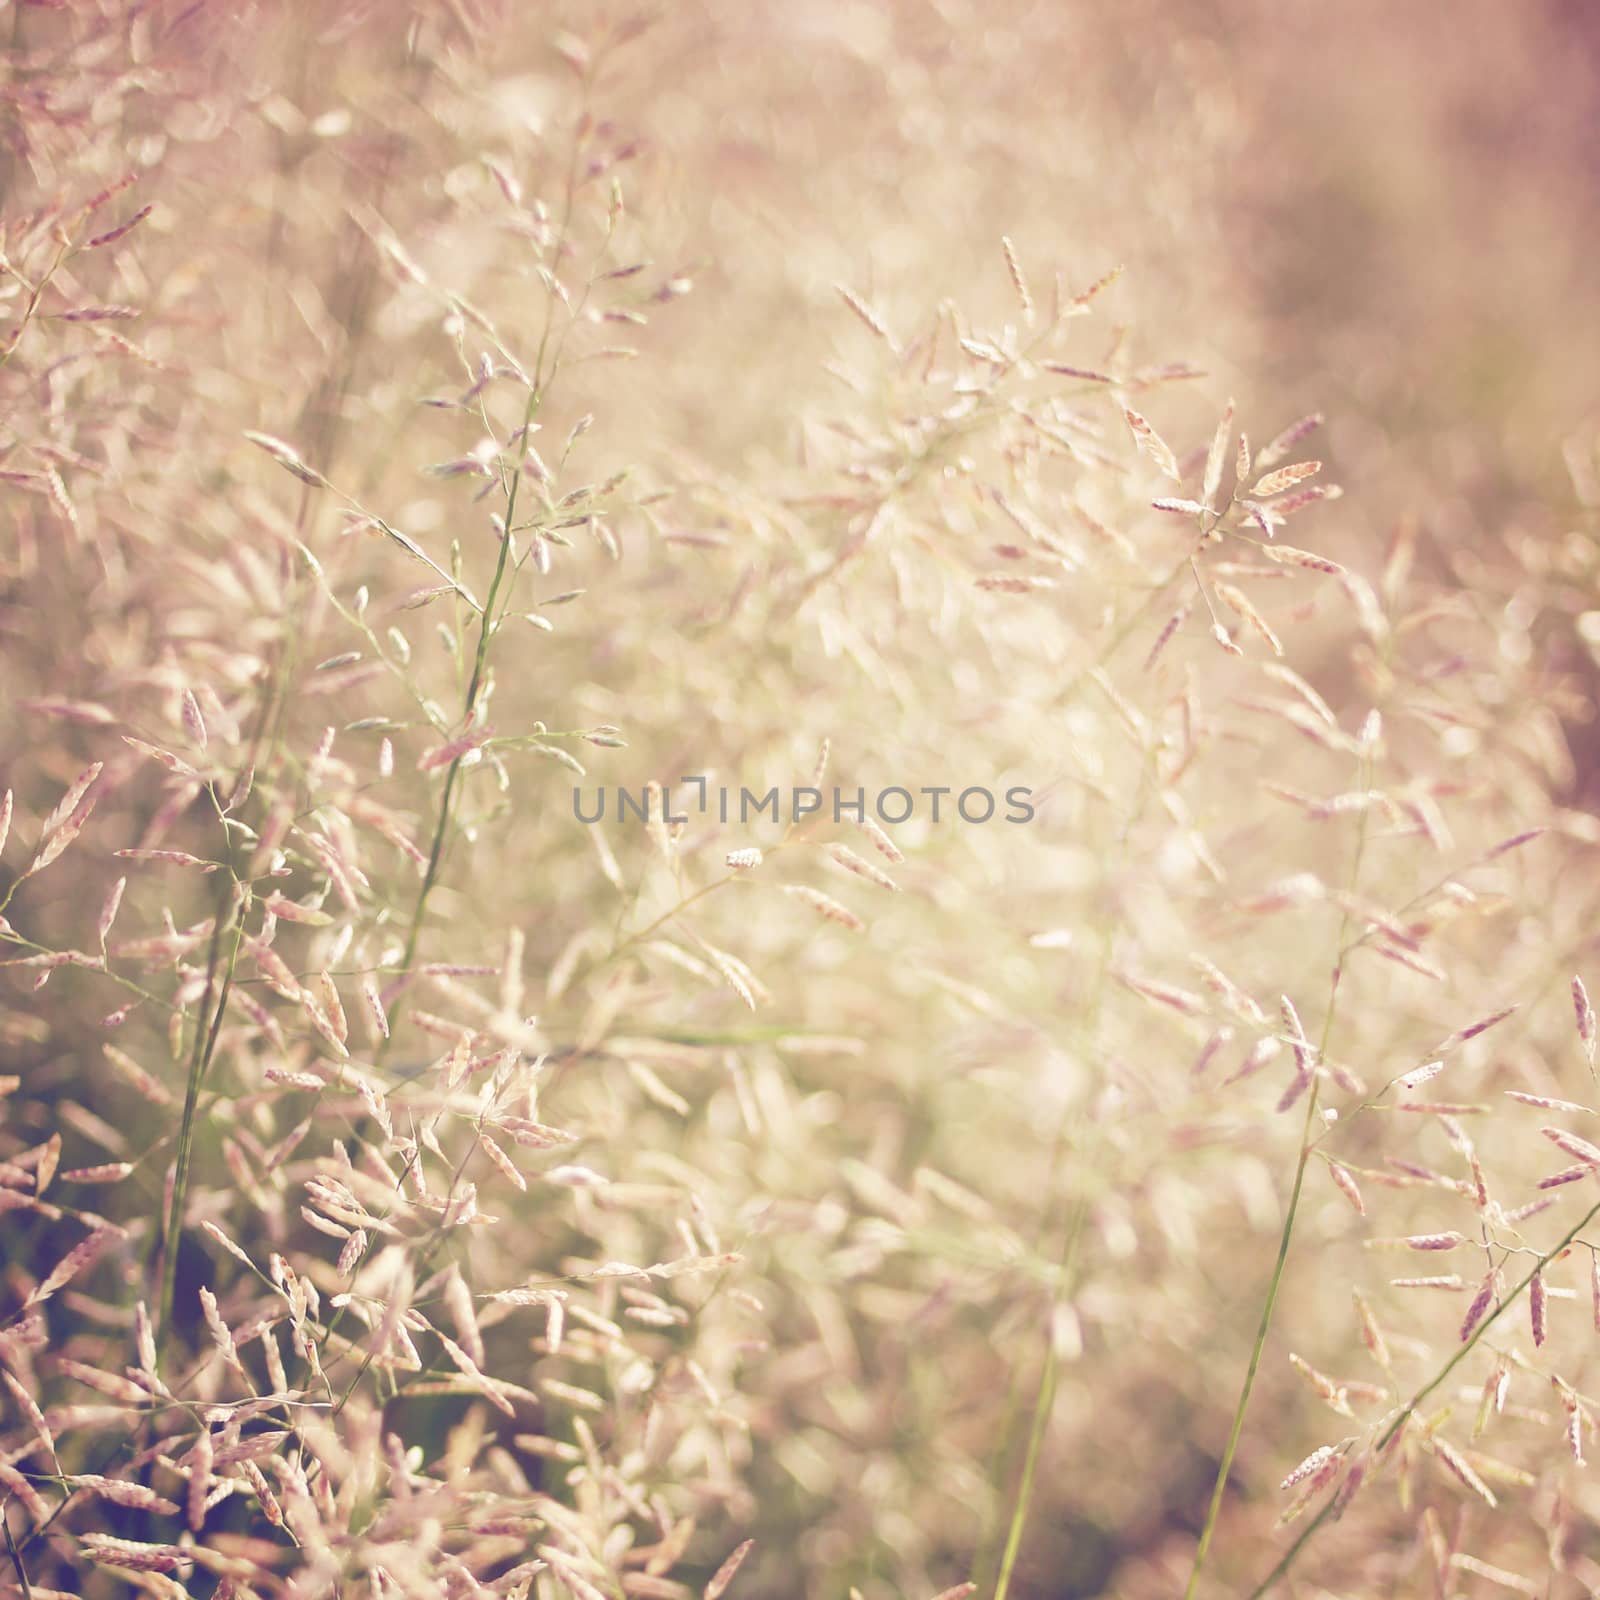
[4,3,1600,1598]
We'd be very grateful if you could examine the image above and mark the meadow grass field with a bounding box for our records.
[4,4,1600,1597]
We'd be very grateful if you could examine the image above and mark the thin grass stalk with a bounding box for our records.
[375,384,540,1064]
[984,1145,1102,1595]
[968,1353,1030,1596]
[991,1337,1059,1600]
[157,878,250,1347]
[1183,1077,1324,1599]
[987,927,1118,1597]
[4,1514,35,1600]
[1185,735,1380,1597]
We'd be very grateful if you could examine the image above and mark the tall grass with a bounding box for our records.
[4,5,1600,1599]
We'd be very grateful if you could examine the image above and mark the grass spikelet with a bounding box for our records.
[836,283,897,348]
[1485,828,1545,860]
[1538,1163,1592,1190]
[1113,968,1207,1016]
[25,1223,119,1307]
[1000,236,1033,320]
[1203,399,1235,511]
[1255,412,1324,470]
[187,1425,213,1533]
[2,1368,58,1467]
[1144,596,1196,670]
[1123,406,1182,484]
[976,573,1056,593]
[1575,976,1596,1070]
[1280,1444,1337,1492]
[0,1460,50,1524]
[1287,1354,1354,1417]
[1541,1126,1600,1168]
[1436,1006,1518,1053]
[197,1285,243,1375]
[1252,460,1323,499]
[705,1539,755,1599]
[1461,1270,1498,1341]
[1211,621,1244,656]
[782,884,866,933]
[1260,542,1346,575]
[827,843,899,891]
[1449,1554,1540,1596]
[1190,1025,1234,1077]
[1397,1060,1444,1092]
[854,815,905,863]
[1505,1091,1591,1113]
[70,1477,179,1516]
[243,430,327,488]
[1352,1290,1390,1369]
[1191,957,1267,1024]
[1213,581,1284,655]
[1327,1161,1365,1215]
[1431,1435,1498,1509]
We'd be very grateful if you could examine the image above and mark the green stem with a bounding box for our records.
[158,878,250,1347]
[375,388,539,1065]
[992,1337,1059,1600]
[1186,730,1379,1598]
[1183,1078,1323,1600]
[3,1514,34,1600]
[985,921,1123,1595]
